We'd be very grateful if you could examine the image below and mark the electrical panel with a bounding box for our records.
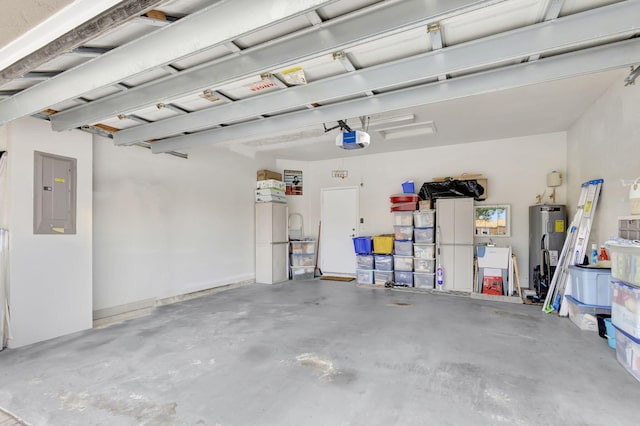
[33,151,77,234]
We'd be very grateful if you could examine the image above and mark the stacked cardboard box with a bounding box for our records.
[257,169,282,181]
[256,179,286,203]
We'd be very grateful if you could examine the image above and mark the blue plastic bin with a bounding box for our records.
[605,318,616,349]
[402,181,415,194]
[353,237,373,254]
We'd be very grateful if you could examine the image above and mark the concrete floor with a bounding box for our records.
[0,279,638,426]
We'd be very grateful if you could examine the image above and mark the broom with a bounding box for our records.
[314,221,323,277]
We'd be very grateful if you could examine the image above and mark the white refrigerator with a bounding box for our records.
[436,198,474,292]
[255,202,288,284]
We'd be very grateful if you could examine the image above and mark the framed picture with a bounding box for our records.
[284,170,303,195]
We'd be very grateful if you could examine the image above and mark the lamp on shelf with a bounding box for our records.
[547,171,562,204]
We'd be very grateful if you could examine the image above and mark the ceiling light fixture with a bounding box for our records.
[378,121,437,140]
[366,113,416,129]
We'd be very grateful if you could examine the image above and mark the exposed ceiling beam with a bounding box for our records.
[528,0,565,62]
[0,0,337,125]
[0,0,165,85]
[69,46,114,57]
[0,0,126,70]
[21,71,62,79]
[113,2,640,146]
[151,38,640,154]
[49,0,506,131]
[427,24,447,81]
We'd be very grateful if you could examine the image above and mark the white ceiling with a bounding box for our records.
[0,0,637,161]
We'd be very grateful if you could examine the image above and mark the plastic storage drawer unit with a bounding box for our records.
[356,254,374,270]
[565,295,611,332]
[291,240,316,254]
[374,270,394,285]
[394,270,413,286]
[608,240,640,286]
[613,325,640,383]
[290,254,315,267]
[413,210,435,227]
[394,240,413,256]
[414,272,435,289]
[374,254,394,271]
[393,211,413,226]
[394,256,413,271]
[568,265,612,306]
[414,244,435,259]
[414,227,434,244]
[357,269,374,285]
[394,226,414,241]
[291,266,315,280]
[611,280,640,340]
[414,258,435,273]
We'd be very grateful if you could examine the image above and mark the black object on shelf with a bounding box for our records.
[418,180,485,201]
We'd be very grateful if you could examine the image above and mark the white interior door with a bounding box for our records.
[321,187,358,275]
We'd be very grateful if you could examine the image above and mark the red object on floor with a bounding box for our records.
[483,276,503,296]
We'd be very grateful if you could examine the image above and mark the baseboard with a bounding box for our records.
[93,298,156,321]
[93,278,256,328]
[470,292,523,304]
[156,279,254,306]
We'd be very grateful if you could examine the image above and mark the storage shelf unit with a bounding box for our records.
[290,240,316,280]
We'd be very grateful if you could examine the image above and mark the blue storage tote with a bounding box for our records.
[353,236,373,254]
[568,265,611,306]
[613,325,640,383]
[414,227,434,244]
[357,269,374,285]
[394,256,413,271]
[356,254,374,270]
[414,258,435,273]
[395,270,413,285]
[394,240,413,256]
[394,226,413,241]
[393,211,413,226]
[374,270,394,285]
[374,254,394,271]
[413,210,435,227]
[611,280,640,340]
[565,295,611,332]
[414,272,435,289]
[414,244,435,259]
[402,180,415,194]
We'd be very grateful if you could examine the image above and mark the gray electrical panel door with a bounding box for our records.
[34,151,77,234]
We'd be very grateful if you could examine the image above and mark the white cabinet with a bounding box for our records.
[255,202,288,284]
[436,198,474,292]
[256,202,287,244]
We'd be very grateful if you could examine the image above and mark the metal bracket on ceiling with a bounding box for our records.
[624,66,640,86]
[427,24,447,81]
[323,119,352,133]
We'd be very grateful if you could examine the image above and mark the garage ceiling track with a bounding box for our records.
[0,0,638,157]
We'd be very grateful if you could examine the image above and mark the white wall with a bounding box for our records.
[92,138,265,311]
[5,117,92,348]
[567,78,640,246]
[278,133,568,287]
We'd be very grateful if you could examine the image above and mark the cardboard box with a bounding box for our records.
[418,200,432,211]
[476,178,488,200]
[257,169,282,181]
[256,179,286,191]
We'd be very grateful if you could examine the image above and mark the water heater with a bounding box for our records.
[529,204,566,290]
